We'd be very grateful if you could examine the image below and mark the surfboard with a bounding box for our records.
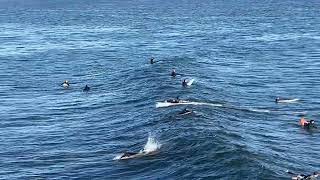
[156,101,190,108]
[156,101,223,108]
[187,79,195,86]
[277,98,299,103]
[179,111,192,115]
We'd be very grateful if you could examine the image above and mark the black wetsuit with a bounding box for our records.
[167,99,179,103]
[121,152,138,158]
[305,123,317,129]
[179,109,191,114]
[182,81,187,87]
[171,71,176,77]
[83,85,90,92]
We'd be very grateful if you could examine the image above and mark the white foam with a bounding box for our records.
[156,101,223,108]
[141,135,161,153]
[113,154,123,160]
[113,135,161,160]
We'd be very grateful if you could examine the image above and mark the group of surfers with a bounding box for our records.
[151,57,192,87]
[61,57,317,178]
[287,170,320,180]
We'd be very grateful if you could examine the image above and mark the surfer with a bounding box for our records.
[171,68,177,77]
[118,150,158,160]
[119,151,140,160]
[300,117,317,129]
[116,136,161,160]
[287,170,320,180]
[62,80,70,88]
[275,97,298,103]
[182,79,188,87]
[179,108,192,115]
[150,57,155,64]
[166,96,181,103]
[83,85,90,92]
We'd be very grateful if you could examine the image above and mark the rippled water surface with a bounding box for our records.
[1,0,320,179]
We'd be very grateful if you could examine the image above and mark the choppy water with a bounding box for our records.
[1,0,320,179]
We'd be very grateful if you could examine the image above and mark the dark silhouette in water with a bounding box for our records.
[179,108,192,115]
[171,69,176,77]
[182,79,188,87]
[166,96,180,103]
[287,170,320,180]
[299,117,317,129]
[62,80,70,88]
[83,85,90,92]
[150,57,155,64]
[119,152,139,159]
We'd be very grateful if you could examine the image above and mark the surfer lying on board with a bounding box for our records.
[300,117,317,129]
[115,136,161,160]
[287,170,320,180]
[166,96,181,103]
[118,150,158,160]
[275,97,299,103]
[119,152,139,159]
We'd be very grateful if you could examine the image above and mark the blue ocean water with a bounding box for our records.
[0,0,320,179]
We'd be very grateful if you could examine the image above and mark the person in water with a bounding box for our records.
[150,57,155,64]
[275,97,298,103]
[287,170,320,180]
[119,151,139,159]
[171,69,177,77]
[62,80,70,88]
[167,96,180,103]
[300,117,317,129]
[83,85,90,92]
[182,79,188,87]
[179,108,192,115]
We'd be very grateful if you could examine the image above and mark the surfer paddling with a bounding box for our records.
[83,85,90,92]
[171,68,177,77]
[275,97,299,103]
[115,136,161,160]
[179,108,192,115]
[287,170,320,180]
[299,117,317,129]
[166,96,183,103]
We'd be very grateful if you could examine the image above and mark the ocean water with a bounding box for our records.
[0,0,320,179]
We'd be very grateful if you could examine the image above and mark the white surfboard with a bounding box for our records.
[156,101,223,108]
[277,98,299,103]
[186,79,195,86]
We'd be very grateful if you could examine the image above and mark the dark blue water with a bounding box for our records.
[1,0,320,179]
